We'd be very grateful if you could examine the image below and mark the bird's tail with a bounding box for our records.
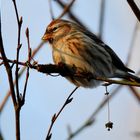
[126,73,140,83]
[115,71,140,83]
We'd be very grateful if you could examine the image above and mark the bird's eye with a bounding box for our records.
[52,27,58,32]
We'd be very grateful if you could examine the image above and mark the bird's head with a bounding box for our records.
[42,19,72,44]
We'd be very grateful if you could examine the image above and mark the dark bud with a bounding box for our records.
[51,113,56,122]
[19,16,23,25]
[26,28,29,38]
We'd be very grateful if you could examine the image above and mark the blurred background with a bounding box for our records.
[0,0,140,140]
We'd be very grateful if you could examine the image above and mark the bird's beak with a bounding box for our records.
[42,31,52,41]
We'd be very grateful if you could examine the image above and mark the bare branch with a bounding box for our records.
[127,0,140,21]
[48,0,76,21]
[0,42,44,112]
[36,64,140,87]
[46,87,78,140]
[56,0,86,28]
[57,0,75,19]
[22,28,31,103]
[126,22,139,65]
[67,85,122,140]
[129,86,140,102]
[11,1,24,139]
[48,0,55,20]
[0,12,17,107]
[98,0,105,39]
[126,22,140,102]
[1,59,140,87]
[12,0,23,101]
[66,8,140,138]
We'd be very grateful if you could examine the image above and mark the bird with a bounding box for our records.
[42,19,140,88]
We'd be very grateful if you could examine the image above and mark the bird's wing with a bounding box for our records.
[84,31,134,73]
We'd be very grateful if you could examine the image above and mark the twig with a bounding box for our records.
[48,0,55,20]
[0,42,44,113]
[12,1,24,139]
[98,0,105,39]
[12,0,23,101]
[126,22,138,65]
[65,25,140,137]
[0,9,20,140]
[36,64,140,87]
[127,0,140,21]
[0,57,28,66]
[0,59,140,87]
[0,10,17,107]
[12,30,32,140]
[57,0,76,19]
[48,0,76,22]
[56,0,86,28]
[67,85,122,140]
[126,22,140,102]
[22,28,31,102]
[129,86,140,102]
[66,5,140,138]
[46,87,78,140]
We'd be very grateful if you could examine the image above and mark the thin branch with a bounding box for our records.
[129,86,140,102]
[126,22,140,102]
[67,19,139,137]
[57,0,76,19]
[12,0,20,25]
[127,0,140,21]
[0,90,11,113]
[0,57,28,66]
[48,0,55,20]
[56,0,86,28]
[67,85,122,140]
[12,1,23,139]
[46,87,78,140]
[12,29,32,140]
[126,22,139,65]
[48,0,76,21]
[12,0,23,101]
[66,8,140,138]
[22,28,31,102]
[0,8,21,140]
[0,59,140,87]
[98,0,105,39]
[0,12,17,107]
[36,64,140,87]
[0,42,44,113]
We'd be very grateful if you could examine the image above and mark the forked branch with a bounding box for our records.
[46,87,78,140]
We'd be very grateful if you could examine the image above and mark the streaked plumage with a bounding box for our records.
[42,19,140,88]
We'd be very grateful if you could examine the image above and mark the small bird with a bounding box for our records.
[42,19,140,88]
